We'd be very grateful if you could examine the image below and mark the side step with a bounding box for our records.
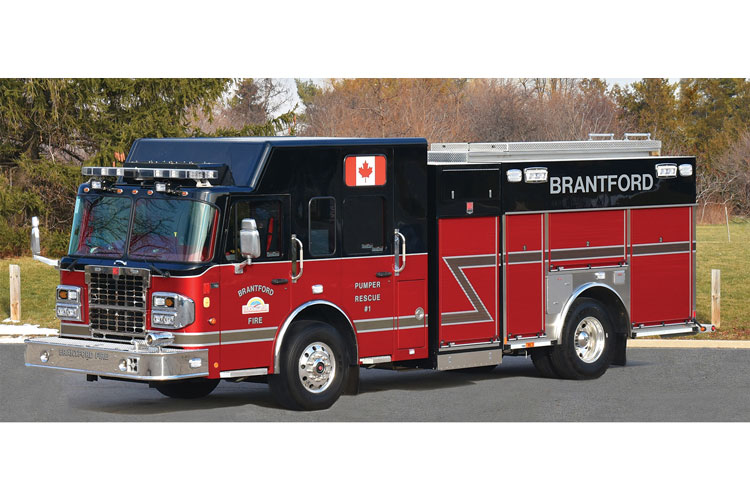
[437,342,501,370]
[631,323,701,339]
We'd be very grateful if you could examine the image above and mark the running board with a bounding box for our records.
[437,343,501,370]
[631,323,699,338]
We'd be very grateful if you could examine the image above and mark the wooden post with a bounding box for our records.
[9,264,20,322]
[711,269,721,328]
[725,204,731,242]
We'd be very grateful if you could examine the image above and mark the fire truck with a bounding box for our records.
[25,134,709,410]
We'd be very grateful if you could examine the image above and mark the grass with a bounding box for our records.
[0,257,59,329]
[694,220,750,339]
[1,221,748,337]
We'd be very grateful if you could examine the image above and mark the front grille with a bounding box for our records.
[85,266,150,342]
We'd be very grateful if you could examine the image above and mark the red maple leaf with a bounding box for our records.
[359,161,373,179]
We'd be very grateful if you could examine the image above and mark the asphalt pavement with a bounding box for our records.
[2,343,749,421]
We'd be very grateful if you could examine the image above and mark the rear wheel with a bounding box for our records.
[269,320,348,411]
[550,298,614,380]
[154,378,220,399]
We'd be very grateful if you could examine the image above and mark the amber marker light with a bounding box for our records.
[147,190,153,195]
[58,289,68,300]
[116,188,123,194]
[700,326,707,332]
[83,187,90,192]
[213,362,219,369]
[181,191,188,196]
[208,317,217,326]
[132,189,138,195]
[165,297,174,307]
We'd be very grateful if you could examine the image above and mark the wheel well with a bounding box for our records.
[576,286,629,365]
[275,304,358,372]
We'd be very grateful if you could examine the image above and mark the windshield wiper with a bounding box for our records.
[63,257,80,271]
[143,260,169,278]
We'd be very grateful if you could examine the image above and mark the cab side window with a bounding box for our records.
[343,196,386,255]
[309,197,336,256]
[225,200,283,262]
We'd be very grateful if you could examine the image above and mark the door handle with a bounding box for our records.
[291,234,303,283]
[271,278,289,285]
[394,229,406,275]
[376,271,392,278]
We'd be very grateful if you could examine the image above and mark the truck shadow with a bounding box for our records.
[358,358,540,394]
[69,381,281,416]
[70,359,647,416]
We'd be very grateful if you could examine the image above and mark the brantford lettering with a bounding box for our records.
[237,285,274,298]
[59,348,94,359]
[550,174,654,195]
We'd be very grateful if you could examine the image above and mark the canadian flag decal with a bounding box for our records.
[345,155,386,187]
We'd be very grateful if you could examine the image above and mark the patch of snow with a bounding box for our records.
[0,323,58,338]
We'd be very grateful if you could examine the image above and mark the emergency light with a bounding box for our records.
[655,163,678,178]
[82,166,219,181]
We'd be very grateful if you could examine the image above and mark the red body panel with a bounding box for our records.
[219,262,288,373]
[630,207,693,325]
[549,210,625,268]
[505,214,544,339]
[438,217,499,345]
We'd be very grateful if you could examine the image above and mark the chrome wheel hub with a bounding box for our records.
[298,342,336,393]
[574,316,605,363]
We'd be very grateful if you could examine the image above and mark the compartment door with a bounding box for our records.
[504,213,545,339]
[438,216,499,346]
[630,206,693,325]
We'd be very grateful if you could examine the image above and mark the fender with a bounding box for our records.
[550,282,629,341]
[273,300,357,374]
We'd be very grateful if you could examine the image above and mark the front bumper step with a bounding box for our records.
[25,337,209,381]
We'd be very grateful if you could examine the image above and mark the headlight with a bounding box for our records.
[151,292,194,329]
[56,304,81,321]
[55,285,81,321]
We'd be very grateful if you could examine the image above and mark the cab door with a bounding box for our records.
[219,195,291,372]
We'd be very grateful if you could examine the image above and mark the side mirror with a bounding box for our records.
[30,216,58,267]
[239,218,261,260]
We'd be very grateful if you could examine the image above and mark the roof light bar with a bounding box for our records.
[81,166,219,180]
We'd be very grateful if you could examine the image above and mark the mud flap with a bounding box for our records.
[612,332,627,366]
[344,365,360,395]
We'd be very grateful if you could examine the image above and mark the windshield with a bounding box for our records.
[129,199,217,262]
[68,195,218,263]
[69,196,132,257]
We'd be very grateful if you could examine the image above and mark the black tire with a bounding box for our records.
[154,378,220,399]
[268,320,348,411]
[530,347,560,378]
[550,298,614,380]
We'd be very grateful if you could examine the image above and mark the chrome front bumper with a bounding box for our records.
[24,337,209,381]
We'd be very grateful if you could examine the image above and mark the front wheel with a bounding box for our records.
[269,320,348,411]
[154,378,220,399]
[550,298,614,380]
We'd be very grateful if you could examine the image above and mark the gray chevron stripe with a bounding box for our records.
[441,255,495,325]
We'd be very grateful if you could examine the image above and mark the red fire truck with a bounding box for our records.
[25,134,709,410]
